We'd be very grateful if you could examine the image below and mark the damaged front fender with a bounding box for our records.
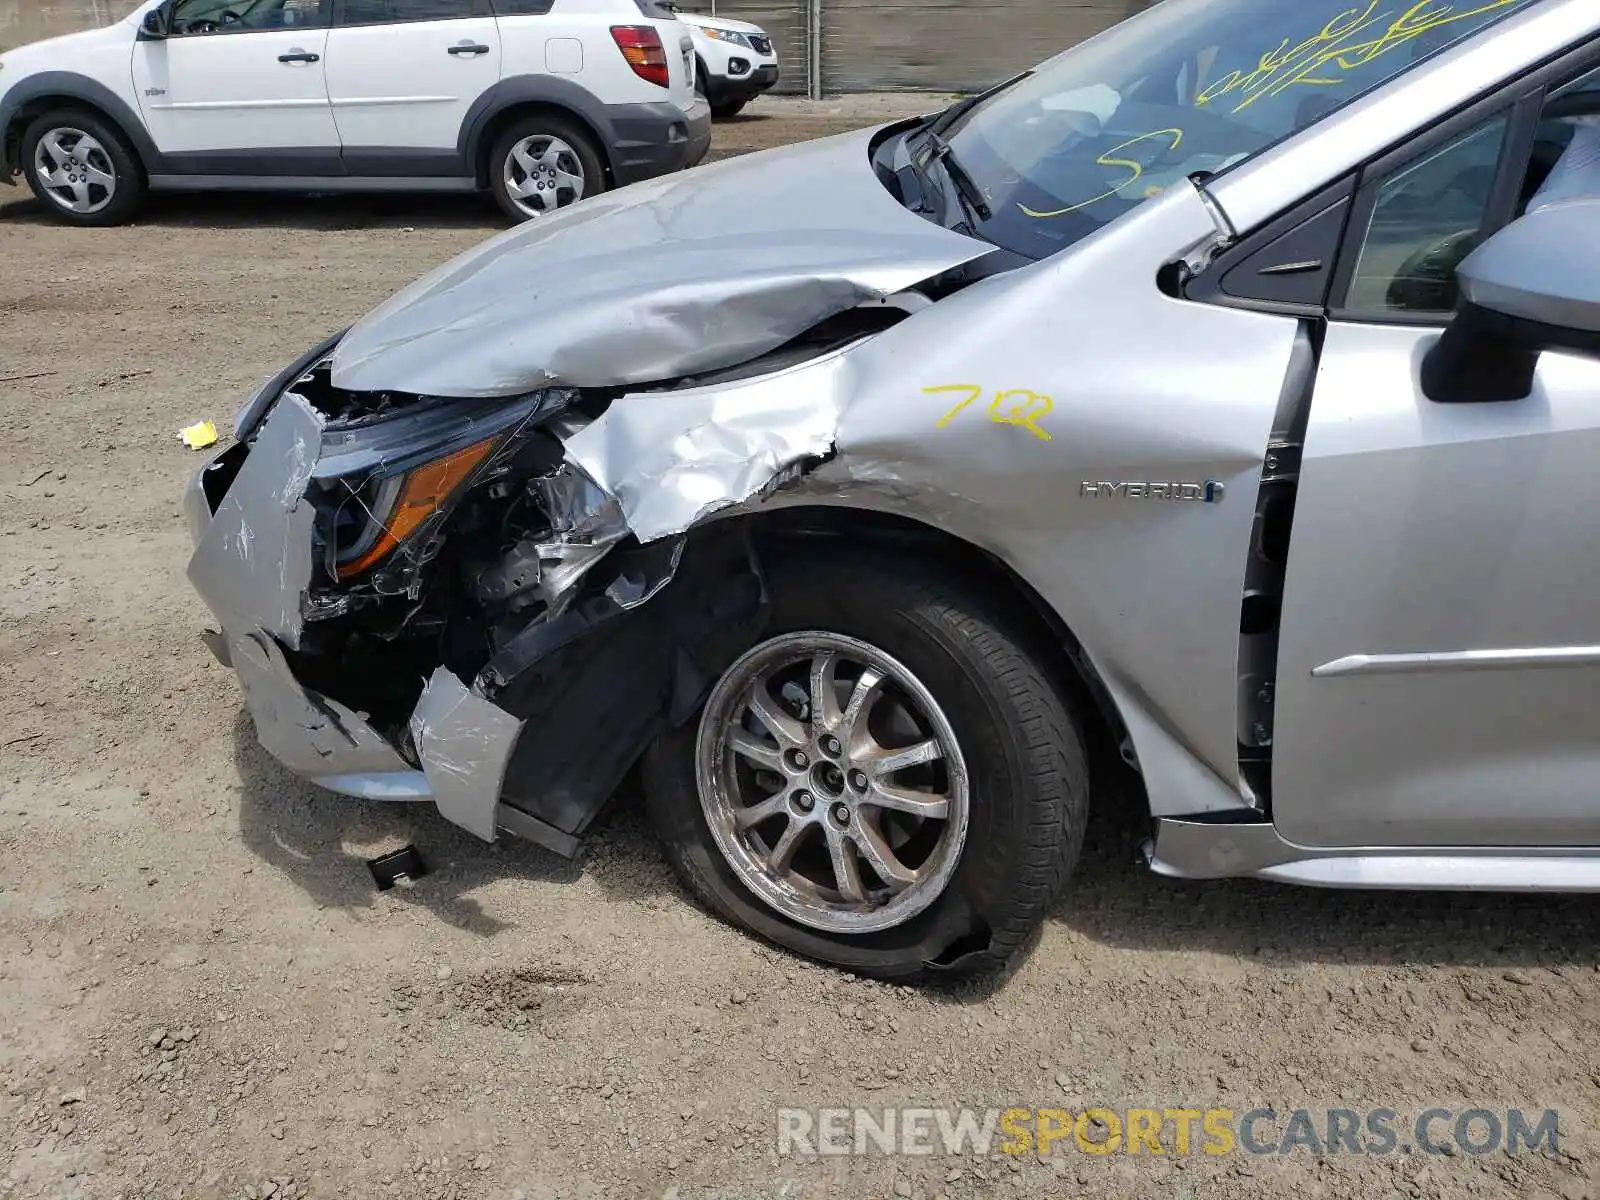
[562,347,855,543]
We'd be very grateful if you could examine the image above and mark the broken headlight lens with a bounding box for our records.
[335,435,502,581]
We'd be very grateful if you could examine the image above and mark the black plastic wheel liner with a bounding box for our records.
[489,528,770,840]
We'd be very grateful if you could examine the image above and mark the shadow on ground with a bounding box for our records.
[234,703,1600,985]
[230,709,679,940]
[0,189,502,232]
[1048,768,1600,974]
[228,662,1600,992]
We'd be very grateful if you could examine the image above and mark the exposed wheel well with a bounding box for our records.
[721,504,1144,808]
[4,96,143,180]
[474,102,612,189]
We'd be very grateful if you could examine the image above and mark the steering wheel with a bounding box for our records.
[190,9,242,31]
[1122,101,1264,168]
[1035,98,1265,178]
[1386,228,1480,312]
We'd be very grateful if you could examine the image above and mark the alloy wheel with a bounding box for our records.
[695,632,971,935]
[33,127,116,216]
[503,134,586,218]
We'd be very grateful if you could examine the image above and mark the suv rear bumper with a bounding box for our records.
[606,95,713,186]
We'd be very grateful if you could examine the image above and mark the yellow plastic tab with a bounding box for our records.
[180,420,218,450]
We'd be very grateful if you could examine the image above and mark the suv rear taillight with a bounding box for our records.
[611,25,670,88]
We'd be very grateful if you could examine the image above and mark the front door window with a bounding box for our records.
[169,0,329,34]
[1344,115,1509,317]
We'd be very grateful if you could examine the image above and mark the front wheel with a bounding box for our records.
[644,551,1090,981]
[21,110,145,227]
[488,116,606,224]
[710,99,747,120]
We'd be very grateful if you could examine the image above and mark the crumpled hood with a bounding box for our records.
[330,128,991,398]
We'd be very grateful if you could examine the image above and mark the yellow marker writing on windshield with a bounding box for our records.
[1196,0,1525,114]
[1020,128,1183,219]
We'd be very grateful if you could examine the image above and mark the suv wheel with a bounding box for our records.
[643,551,1090,981]
[21,110,145,227]
[711,99,747,120]
[488,115,606,224]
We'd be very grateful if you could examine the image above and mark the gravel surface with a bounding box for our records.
[3,98,1600,1200]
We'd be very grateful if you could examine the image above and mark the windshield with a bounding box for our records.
[941,0,1542,260]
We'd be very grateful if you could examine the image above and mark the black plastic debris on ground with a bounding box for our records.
[368,845,428,891]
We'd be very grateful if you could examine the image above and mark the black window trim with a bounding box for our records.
[330,0,492,27]
[167,0,332,35]
[1182,174,1357,320]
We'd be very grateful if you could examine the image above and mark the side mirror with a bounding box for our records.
[1421,198,1600,404]
[139,5,170,39]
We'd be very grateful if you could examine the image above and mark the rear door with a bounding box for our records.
[1271,62,1600,850]
[324,0,501,177]
[131,0,341,172]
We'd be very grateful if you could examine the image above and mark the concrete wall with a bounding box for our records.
[1,0,1148,91]
[1,1,139,50]
[694,0,1151,94]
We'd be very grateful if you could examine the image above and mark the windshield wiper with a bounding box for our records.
[928,69,1033,138]
[924,130,992,223]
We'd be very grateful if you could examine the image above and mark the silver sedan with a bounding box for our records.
[185,0,1600,979]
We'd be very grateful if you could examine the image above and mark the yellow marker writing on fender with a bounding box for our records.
[927,384,985,428]
[926,384,1055,442]
[989,389,1054,442]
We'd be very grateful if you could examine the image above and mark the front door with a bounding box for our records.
[1272,88,1600,849]
[323,0,502,177]
[132,0,342,174]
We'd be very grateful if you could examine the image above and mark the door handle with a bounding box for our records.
[448,43,491,56]
[278,50,320,63]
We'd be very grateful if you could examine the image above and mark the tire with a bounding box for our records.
[643,550,1090,982]
[710,99,747,120]
[21,109,145,227]
[487,114,606,225]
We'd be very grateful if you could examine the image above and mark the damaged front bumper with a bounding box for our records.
[185,374,772,857]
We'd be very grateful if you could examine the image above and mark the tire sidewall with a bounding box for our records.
[21,110,144,227]
[488,117,606,225]
[646,555,1083,977]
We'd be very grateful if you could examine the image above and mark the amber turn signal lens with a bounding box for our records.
[336,436,499,580]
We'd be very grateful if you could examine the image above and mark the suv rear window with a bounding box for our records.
[339,0,489,23]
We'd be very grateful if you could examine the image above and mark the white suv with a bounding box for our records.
[0,0,712,226]
[673,7,777,120]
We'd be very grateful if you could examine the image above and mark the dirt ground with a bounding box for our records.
[3,95,1600,1200]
